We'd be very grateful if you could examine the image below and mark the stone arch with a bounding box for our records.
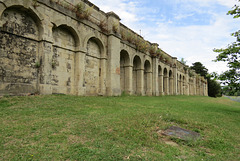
[169,70,173,95]
[53,20,80,48]
[163,68,168,95]
[84,37,105,95]
[132,55,142,95]
[51,25,78,94]
[144,60,152,95]
[83,33,105,57]
[53,25,77,49]
[0,6,43,95]
[0,4,44,40]
[120,50,130,93]
[158,65,163,95]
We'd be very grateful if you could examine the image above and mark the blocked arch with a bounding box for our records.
[84,36,106,95]
[120,50,130,66]
[83,34,105,57]
[0,5,44,40]
[52,25,79,49]
[144,60,152,95]
[120,50,130,93]
[132,55,142,68]
[53,20,80,48]
[0,5,43,95]
[132,55,142,94]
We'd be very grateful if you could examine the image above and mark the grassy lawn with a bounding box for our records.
[0,95,239,160]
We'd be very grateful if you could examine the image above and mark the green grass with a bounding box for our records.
[0,95,239,160]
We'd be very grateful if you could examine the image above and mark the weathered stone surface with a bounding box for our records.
[162,126,201,141]
[0,0,208,96]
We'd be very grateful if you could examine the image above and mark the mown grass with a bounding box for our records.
[0,95,239,160]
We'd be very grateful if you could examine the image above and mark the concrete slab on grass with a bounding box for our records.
[162,126,201,141]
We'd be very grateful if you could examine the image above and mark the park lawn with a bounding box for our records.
[0,95,239,160]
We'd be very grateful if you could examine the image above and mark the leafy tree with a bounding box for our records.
[190,62,208,79]
[213,0,240,94]
[207,77,222,97]
[190,62,222,97]
[218,69,240,96]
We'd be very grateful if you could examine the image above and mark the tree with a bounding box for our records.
[218,69,239,96]
[207,78,222,97]
[213,0,240,94]
[190,62,208,79]
[190,62,222,97]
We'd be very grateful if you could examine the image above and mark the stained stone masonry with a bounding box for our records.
[0,0,208,96]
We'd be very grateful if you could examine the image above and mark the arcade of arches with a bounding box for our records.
[0,0,208,96]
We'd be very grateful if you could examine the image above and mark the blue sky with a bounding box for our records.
[90,0,239,74]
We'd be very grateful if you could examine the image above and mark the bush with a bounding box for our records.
[208,78,222,97]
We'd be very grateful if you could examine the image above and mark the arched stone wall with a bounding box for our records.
[144,60,152,96]
[120,50,130,93]
[84,37,104,96]
[0,0,208,97]
[132,55,142,95]
[0,6,41,95]
[52,25,77,94]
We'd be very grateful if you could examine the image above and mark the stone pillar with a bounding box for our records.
[180,79,182,95]
[137,68,144,95]
[185,69,190,96]
[205,81,208,96]
[159,74,164,95]
[125,65,133,94]
[164,75,169,95]
[152,57,158,96]
[38,40,53,95]
[146,71,152,96]
[100,57,107,95]
[193,76,196,95]
[74,50,86,95]
[106,12,121,96]
[169,77,173,95]
[172,57,178,95]
[37,21,55,95]
[177,77,180,95]
[196,75,200,95]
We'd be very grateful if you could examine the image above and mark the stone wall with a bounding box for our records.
[0,0,208,96]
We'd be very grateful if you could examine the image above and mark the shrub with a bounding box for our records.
[112,22,118,33]
[99,20,108,33]
[75,2,93,20]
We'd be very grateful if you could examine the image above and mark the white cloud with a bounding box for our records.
[175,0,237,7]
[174,13,194,20]
[149,15,238,73]
[90,0,140,29]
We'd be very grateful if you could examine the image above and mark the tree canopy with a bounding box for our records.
[190,62,208,79]
[190,62,221,97]
[213,0,240,94]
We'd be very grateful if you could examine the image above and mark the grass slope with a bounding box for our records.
[0,95,239,160]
